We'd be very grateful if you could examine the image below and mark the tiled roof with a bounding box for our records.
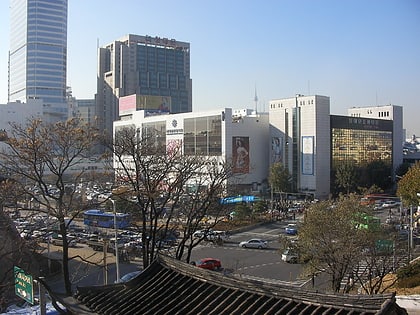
[70,254,407,315]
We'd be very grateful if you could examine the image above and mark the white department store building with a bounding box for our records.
[114,107,270,194]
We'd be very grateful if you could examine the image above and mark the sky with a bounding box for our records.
[0,0,419,136]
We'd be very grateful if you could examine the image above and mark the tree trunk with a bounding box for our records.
[59,219,72,295]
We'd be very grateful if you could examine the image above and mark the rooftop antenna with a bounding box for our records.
[254,84,258,114]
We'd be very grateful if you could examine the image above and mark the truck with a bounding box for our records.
[86,238,113,252]
[87,238,124,252]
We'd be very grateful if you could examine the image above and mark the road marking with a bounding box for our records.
[237,261,282,270]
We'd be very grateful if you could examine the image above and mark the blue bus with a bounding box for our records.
[220,195,260,205]
[83,209,130,229]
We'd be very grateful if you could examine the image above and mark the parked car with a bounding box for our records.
[281,249,299,263]
[192,229,208,238]
[239,239,267,249]
[285,224,298,235]
[205,230,229,242]
[50,234,77,247]
[115,270,142,283]
[382,200,400,209]
[193,258,222,271]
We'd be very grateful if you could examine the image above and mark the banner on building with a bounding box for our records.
[271,136,283,163]
[302,136,314,175]
[232,136,249,174]
[119,94,171,116]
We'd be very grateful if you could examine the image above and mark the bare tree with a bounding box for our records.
[107,126,232,268]
[172,160,232,263]
[351,243,401,294]
[0,118,101,295]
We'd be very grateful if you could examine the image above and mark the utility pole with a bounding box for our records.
[110,199,120,283]
[103,239,108,285]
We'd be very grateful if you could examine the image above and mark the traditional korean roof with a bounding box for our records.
[68,254,407,315]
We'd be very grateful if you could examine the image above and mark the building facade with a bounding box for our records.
[330,115,394,193]
[97,34,192,135]
[114,108,269,194]
[71,99,96,125]
[8,0,68,122]
[348,105,403,175]
[269,95,331,200]
[111,95,402,199]
[0,100,44,151]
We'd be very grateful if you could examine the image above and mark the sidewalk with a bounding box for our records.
[395,295,420,314]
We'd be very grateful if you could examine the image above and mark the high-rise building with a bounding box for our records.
[269,94,331,199]
[97,34,192,134]
[8,0,68,122]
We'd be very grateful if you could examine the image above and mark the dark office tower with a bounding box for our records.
[8,0,68,123]
[96,34,192,134]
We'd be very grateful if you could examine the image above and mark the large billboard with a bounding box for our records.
[119,94,171,116]
[119,94,137,115]
[137,95,171,115]
[232,136,249,174]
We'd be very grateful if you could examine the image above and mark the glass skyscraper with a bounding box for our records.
[8,0,68,122]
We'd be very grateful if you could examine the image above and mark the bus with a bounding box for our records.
[220,195,261,205]
[354,213,381,231]
[83,209,130,229]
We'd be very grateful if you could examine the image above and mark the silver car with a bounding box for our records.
[239,239,267,249]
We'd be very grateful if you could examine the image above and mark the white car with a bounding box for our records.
[281,249,299,263]
[192,230,207,238]
[239,239,267,249]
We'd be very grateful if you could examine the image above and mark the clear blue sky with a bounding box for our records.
[1,0,419,136]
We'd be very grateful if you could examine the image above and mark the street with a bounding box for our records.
[44,218,308,293]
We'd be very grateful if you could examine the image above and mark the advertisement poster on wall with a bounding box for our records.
[232,136,249,173]
[271,136,283,163]
[302,136,314,175]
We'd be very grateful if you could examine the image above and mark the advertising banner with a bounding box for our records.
[232,137,249,174]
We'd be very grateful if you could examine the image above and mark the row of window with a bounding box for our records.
[270,99,315,109]
[379,111,390,117]
[27,34,66,46]
[28,12,66,23]
[332,128,392,167]
[27,43,65,53]
[139,74,188,90]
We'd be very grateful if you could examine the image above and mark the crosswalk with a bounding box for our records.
[340,254,409,292]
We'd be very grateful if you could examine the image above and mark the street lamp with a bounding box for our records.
[110,199,120,283]
[409,204,413,262]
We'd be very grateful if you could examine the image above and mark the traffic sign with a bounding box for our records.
[14,266,34,304]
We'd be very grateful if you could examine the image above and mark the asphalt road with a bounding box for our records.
[189,219,306,285]
[44,217,308,293]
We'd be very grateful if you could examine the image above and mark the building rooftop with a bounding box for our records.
[61,255,407,314]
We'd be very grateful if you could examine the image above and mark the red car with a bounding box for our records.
[194,258,222,271]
